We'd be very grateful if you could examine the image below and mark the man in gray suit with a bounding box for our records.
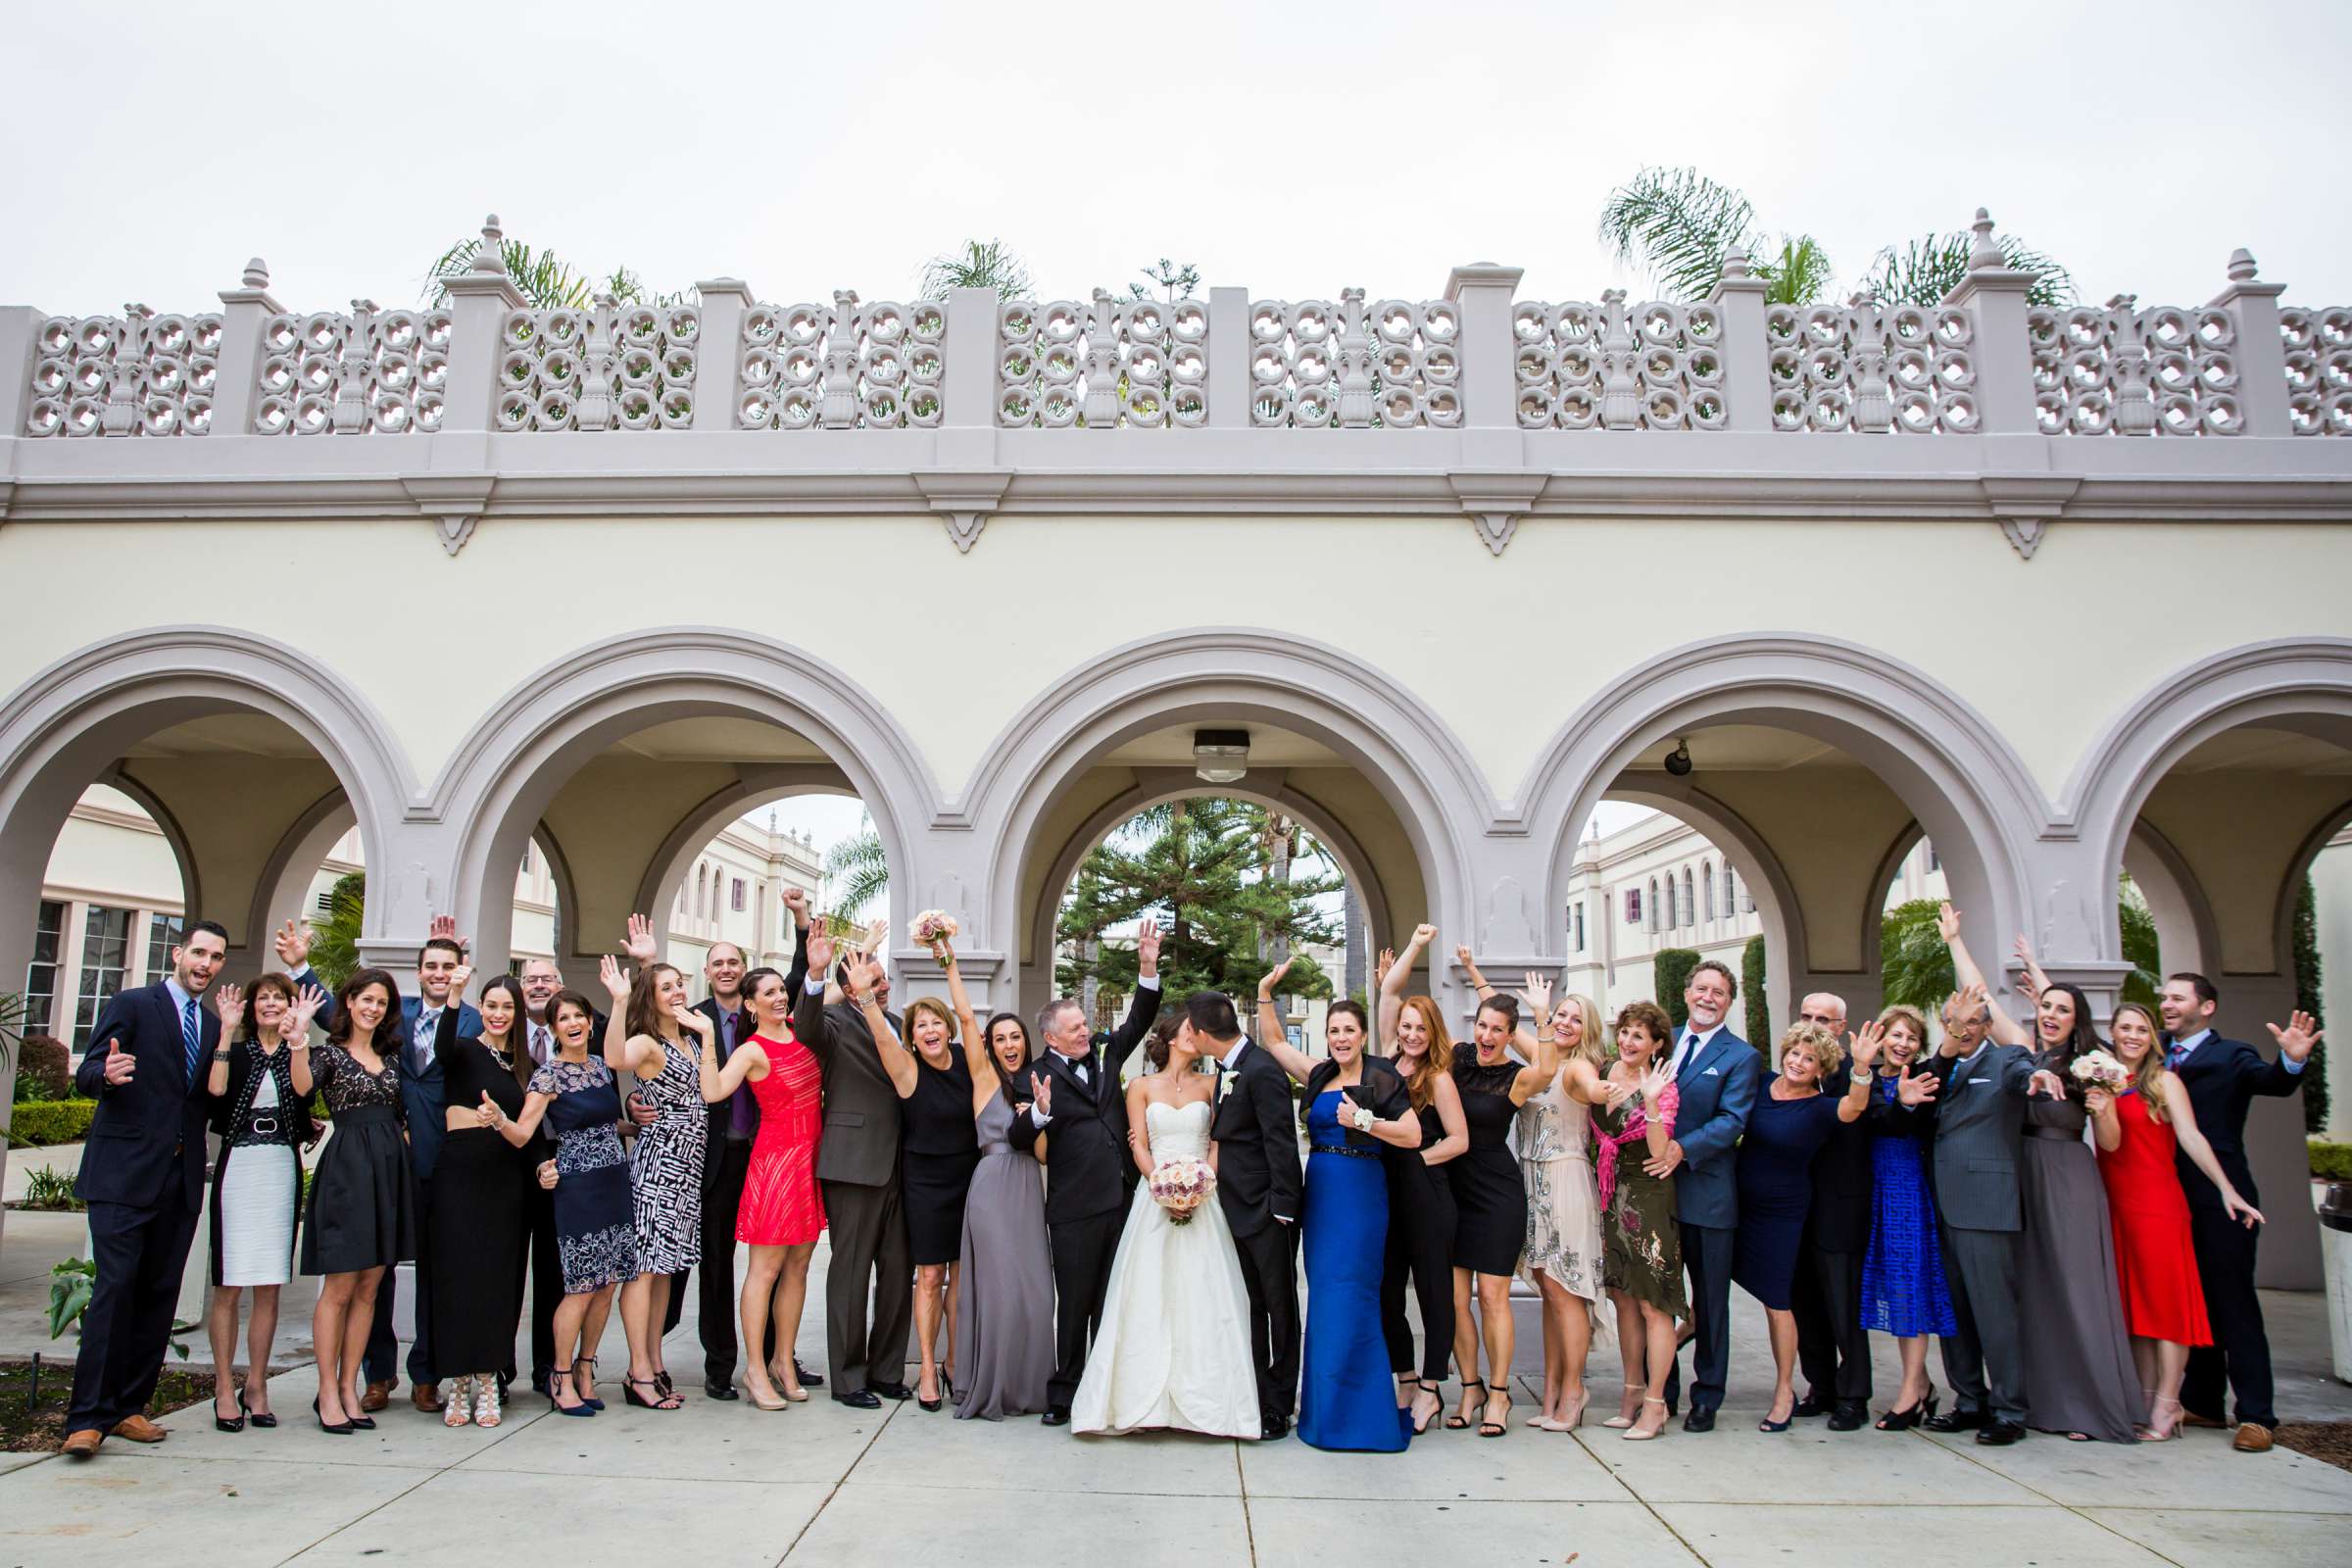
[793,928,913,1409]
[1923,983,2062,1446]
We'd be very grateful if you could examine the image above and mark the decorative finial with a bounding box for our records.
[1967,209,2002,271]
[1721,246,1751,281]
[2227,247,2259,283]
[242,258,270,289]
[472,215,507,273]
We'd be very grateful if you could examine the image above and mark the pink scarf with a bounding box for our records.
[1595,1083,1680,1211]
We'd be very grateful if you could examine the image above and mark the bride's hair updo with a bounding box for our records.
[1145,1022,1179,1072]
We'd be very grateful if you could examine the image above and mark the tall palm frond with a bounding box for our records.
[424,237,683,311]
[1855,231,2077,310]
[919,239,1032,302]
[824,819,891,921]
[311,873,366,992]
[1754,234,1836,307]
[1596,166,1760,302]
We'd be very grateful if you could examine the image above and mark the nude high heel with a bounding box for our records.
[1623,1396,1669,1441]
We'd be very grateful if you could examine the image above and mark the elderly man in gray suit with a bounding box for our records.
[1922,982,2063,1446]
[794,928,914,1409]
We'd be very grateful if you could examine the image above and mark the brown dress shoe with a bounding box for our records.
[2232,1422,2275,1453]
[2180,1409,2228,1429]
[61,1429,104,1459]
[361,1381,394,1413]
[110,1414,168,1444]
[410,1382,445,1414]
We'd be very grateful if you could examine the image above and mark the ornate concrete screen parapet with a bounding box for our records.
[996,292,1208,428]
[24,305,224,438]
[736,294,943,430]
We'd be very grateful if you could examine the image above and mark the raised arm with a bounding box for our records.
[1101,916,1164,1082]
[1252,957,1317,1085]
[793,929,838,1060]
[696,1025,766,1102]
[935,934,992,1087]
[1372,945,1399,1052]
[283,986,325,1098]
[2011,934,2054,1005]
[2255,1011,2323,1097]
[847,955,919,1098]
[781,887,812,1004]
[2161,1072,2264,1226]
[434,967,471,1068]
[207,983,245,1099]
[1836,1020,1886,1123]
[1508,974,1563,1105]
[1940,904,2028,1049]
[1380,926,1435,1050]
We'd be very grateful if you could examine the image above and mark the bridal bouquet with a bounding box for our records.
[2071,1048,2131,1092]
[907,909,958,946]
[1150,1158,1215,1226]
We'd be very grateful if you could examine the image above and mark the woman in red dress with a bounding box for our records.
[2084,1001,2263,1441]
[695,964,824,1409]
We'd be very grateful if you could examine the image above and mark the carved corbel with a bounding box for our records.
[914,470,1012,554]
[1980,474,2080,562]
[1447,471,1546,557]
[403,474,496,557]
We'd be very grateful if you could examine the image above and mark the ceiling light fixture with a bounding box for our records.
[1663,737,1693,777]
[1193,727,1251,784]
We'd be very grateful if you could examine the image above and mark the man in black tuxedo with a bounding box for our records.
[61,918,228,1458]
[1790,991,1874,1431]
[2156,973,2318,1453]
[1013,917,1162,1425]
[1197,990,1303,1439]
[668,894,815,1398]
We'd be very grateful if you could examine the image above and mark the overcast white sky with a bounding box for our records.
[7,0,2348,316]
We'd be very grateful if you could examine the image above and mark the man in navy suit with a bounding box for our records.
[279,914,478,1413]
[60,919,228,1458]
[2156,973,2318,1453]
[1657,958,1761,1431]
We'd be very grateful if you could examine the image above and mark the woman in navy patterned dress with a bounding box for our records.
[493,989,638,1417]
[1857,1004,1955,1429]
[597,956,710,1411]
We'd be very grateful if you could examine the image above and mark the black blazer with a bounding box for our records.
[1301,1054,1408,1153]
[1209,1038,1304,1237]
[1011,983,1160,1226]
[693,994,757,1191]
[73,982,217,1211]
[1806,1062,1876,1252]
[2169,1034,2304,1209]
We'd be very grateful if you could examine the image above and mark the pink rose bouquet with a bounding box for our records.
[1149,1157,1215,1226]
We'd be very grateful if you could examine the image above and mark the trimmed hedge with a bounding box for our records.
[1653,949,1699,1030]
[5,1098,96,1146]
[12,1035,71,1101]
[1741,935,1770,1049]
[2311,1142,2352,1183]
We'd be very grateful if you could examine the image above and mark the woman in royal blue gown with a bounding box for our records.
[1256,962,1426,1451]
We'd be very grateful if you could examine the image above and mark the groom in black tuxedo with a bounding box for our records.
[1013,918,1161,1425]
[1196,992,1303,1439]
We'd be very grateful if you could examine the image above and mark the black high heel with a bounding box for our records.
[1760,1395,1796,1433]
[312,1396,354,1436]
[242,1387,276,1430]
[214,1391,245,1433]
[1445,1378,1484,1431]
[1877,1391,1937,1432]
[624,1375,682,1411]
[917,1370,943,1412]
[550,1363,595,1418]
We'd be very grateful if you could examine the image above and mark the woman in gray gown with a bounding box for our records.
[931,934,1056,1420]
[1948,917,2140,1442]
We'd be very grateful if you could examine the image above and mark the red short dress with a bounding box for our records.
[2094,1090,2211,1346]
[737,1032,826,1246]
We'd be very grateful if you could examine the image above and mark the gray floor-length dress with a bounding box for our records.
[952,1088,1056,1420]
[2016,1084,2143,1442]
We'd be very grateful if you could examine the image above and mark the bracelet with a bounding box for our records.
[1536,1030,1556,1042]
[212,1048,233,1062]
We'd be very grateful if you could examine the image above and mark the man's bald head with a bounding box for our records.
[1797,992,1848,1033]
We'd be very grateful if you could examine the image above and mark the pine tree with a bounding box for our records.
[1057,798,1343,1004]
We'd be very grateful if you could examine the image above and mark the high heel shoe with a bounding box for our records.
[550,1363,596,1418]
[214,1391,245,1433]
[312,1396,355,1436]
[346,1389,376,1432]
[1479,1388,1512,1438]
[1877,1391,1936,1432]
[625,1375,682,1410]
[1623,1396,1668,1442]
[473,1377,503,1429]
[1535,1390,1590,1432]
[746,1386,790,1411]
[2139,1395,2184,1442]
[444,1374,474,1428]
[574,1356,605,1412]
[917,1369,943,1412]
[1445,1378,1484,1431]
[1408,1383,1443,1436]
[1759,1396,1794,1434]
[242,1387,276,1430]
[1603,1386,1642,1429]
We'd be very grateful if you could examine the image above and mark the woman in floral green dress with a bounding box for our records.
[1593,1000,1683,1442]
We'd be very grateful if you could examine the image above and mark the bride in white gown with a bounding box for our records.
[1071,1040,1261,1440]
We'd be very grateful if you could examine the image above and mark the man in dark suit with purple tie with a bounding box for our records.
[60,919,229,1458]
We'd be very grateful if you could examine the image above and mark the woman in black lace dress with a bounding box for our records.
[291,968,415,1434]
[428,964,536,1429]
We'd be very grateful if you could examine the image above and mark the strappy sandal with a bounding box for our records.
[443,1374,474,1428]
[550,1363,594,1418]
[1623,1396,1668,1441]
[1445,1378,1484,1430]
[625,1374,683,1411]
[1479,1387,1512,1438]
[574,1355,606,1411]
[1405,1378,1442,1436]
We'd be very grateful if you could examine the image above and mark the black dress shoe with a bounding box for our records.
[1925,1406,1985,1433]
[1682,1406,1716,1433]
[705,1380,741,1401]
[1976,1419,2027,1446]
[833,1389,883,1410]
[1041,1406,1070,1427]
[795,1357,824,1390]
[1827,1400,1867,1432]
[869,1380,913,1401]
[1793,1393,1831,1419]
[1258,1415,1290,1440]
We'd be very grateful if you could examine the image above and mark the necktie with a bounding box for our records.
[415,1009,438,1072]
[2167,1041,2188,1070]
[531,1024,552,1065]
[181,998,201,1082]
[1674,1029,1696,1078]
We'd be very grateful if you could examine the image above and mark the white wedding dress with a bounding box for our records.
[1071,1098,1262,1439]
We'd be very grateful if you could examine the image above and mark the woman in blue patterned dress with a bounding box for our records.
[1857,1004,1954,1429]
[597,956,710,1411]
[491,988,639,1417]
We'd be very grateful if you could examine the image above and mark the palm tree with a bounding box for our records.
[423,234,677,311]
[1598,166,2073,309]
[824,814,891,923]
[1881,875,2160,1013]
[919,239,1032,302]
[310,873,366,992]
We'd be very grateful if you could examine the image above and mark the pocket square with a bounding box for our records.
[1702,1065,1720,1076]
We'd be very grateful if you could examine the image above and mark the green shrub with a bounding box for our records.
[1742,935,1770,1048]
[20,1164,81,1210]
[12,1035,71,1102]
[5,1099,97,1146]
[1653,950,1699,1030]
[2310,1141,2352,1183]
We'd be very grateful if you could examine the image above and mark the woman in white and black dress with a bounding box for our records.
[202,973,322,1432]
[292,967,416,1435]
